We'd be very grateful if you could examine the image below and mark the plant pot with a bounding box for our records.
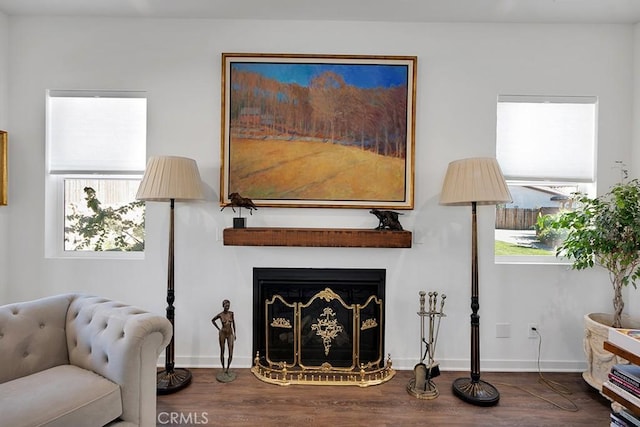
[583,312,640,391]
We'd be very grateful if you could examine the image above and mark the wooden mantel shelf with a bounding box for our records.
[223,227,412,248]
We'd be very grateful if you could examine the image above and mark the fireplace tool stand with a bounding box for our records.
[407,291,446,399]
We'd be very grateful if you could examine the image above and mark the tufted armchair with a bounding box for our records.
[0,293,172,427]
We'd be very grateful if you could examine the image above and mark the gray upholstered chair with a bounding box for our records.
[0,293,172,427]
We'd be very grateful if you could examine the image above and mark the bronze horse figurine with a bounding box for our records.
[221,192,258,215]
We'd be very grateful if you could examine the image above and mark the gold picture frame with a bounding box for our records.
[220,53,417,209]
[0,130,6,206]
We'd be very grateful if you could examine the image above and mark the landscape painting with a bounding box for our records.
[220,53,416,208]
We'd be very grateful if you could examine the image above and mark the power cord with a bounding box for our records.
[494,327,579,412]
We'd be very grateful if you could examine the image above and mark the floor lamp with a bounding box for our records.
[137,156,204,394]
[440,157,512,406]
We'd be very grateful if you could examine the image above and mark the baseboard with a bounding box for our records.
[160,356,587,372]
[435,358,587,372]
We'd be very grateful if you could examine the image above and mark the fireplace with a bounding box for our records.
[251,268,395,386]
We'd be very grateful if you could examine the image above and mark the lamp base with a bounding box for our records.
[452,377,500,406]
[157,368,192,395]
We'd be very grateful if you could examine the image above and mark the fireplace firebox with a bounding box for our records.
[251,268,395,386]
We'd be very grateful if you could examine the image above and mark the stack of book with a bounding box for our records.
[612,408,640,427]
[608,364,640,426]
[607,328,640,426]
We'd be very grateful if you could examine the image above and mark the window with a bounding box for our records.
[495,95,597,264]
[45,90,147,257]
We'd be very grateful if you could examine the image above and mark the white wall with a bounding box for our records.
[0,11,9,302]
[5,17,635,371]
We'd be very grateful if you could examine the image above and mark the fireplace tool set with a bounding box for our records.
[407,291,446,399]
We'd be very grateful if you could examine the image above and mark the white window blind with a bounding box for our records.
[47,90,147,174]
[496,95,597,183]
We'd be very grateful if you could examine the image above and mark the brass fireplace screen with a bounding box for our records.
[251,287,395,386]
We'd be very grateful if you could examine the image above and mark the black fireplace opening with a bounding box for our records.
[253,268,386,369]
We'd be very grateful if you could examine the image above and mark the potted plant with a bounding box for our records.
[549,168,640,389]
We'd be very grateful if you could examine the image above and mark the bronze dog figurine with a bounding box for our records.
[370,209,403,231]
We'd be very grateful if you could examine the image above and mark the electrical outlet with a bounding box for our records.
[528,323,538,338]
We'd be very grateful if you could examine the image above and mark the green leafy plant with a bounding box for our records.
[65,187,145,251]
[535,212,567,248]
[550,172,640,328]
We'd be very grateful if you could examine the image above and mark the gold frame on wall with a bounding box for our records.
[220,53,417,209]
[0,130,6,206]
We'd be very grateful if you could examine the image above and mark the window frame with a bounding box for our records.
[494,94,598,265]
[44,90,147,259]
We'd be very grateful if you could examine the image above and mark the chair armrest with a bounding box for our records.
[66,295,172,427]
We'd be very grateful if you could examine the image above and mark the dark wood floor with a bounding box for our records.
[157,369,612,426]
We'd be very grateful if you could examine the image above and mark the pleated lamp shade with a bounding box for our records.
[440,157,512,205]
[136,156,204,201]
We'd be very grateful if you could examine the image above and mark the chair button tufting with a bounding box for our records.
[23,351,28,358]
[39,323,45,329]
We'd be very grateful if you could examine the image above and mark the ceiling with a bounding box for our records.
[1,0,640,24]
